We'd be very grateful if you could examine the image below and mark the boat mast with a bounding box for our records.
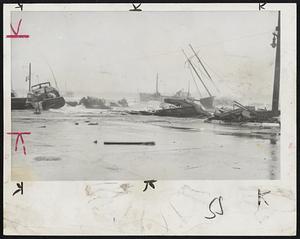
[155,73,159,94]
[189,44,219,92]
[271,11,280,114]
[28,62,31,91]
[182,49,212,97]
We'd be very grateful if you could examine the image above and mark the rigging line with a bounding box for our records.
[189,57,215,93]
[189,44,220,94]
[189,47,226,84]
[139,31,272,62]
[182,49,212,97]
[200,57,226,82]
[34,46,60,90]
[190,31,272,54]
[192,54,238,95]
[192,59,219,95]
[44,59,59,90]
[186,63,202,98]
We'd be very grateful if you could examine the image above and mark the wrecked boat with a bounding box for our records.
[206,12,281,126]
[206,101,280,125]
[118,98,129,107]
[12,63,65,110]
[139,73,164,102]
[79,96,111,109]
[11,90,33,110]
[129,97,211,118]
[65,101,78,107]
[181,45,217,110]
[155,98,211,117]
[27,82,65,110]
[109,98,129,107]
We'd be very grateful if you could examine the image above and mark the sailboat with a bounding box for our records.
[139,73,163,102]
[162,45,216,111]
[206,12,281,125]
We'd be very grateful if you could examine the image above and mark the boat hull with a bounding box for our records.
[66,101,78,107]
[41,96,65,110]
[154,107,206,118]
[139,93,163,102]
[11,97,33,110]
[199,96,214,109]
[84,105,111,109]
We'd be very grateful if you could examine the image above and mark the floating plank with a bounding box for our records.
[104,141,155,146]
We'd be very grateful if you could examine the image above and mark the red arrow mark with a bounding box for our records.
[7,132,31,155]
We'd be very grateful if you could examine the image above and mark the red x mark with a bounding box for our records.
[6,19,30,38]
[7,132,31,155]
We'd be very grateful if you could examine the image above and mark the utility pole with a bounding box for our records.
[271,11,280,115]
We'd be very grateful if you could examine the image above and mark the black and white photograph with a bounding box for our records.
[3,3,296,236]
[10,10,281,180]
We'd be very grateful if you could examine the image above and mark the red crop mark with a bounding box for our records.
[6,19,30,38]
[7,132,31,155]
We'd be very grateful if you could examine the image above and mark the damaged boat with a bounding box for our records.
[11,90,33,110]
[129,97,211,118]
[27,82,65,110]
[79,96,111,109]
[206,12,281,126]
[154,98,211,117]
[139,73,164,102]
[11,63,65,110]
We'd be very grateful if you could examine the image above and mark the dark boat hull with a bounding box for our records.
[41,96,65,110]
[11,97,33,110]
[66,101,78,107]
[84,105,111,109]
[154,106,203,117]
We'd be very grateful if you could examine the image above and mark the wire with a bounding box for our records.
[186,63,202,98]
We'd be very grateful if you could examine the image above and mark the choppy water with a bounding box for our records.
[10,102,280,180]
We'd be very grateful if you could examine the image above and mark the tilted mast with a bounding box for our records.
[189,44,219,92]
[182,49,212,97]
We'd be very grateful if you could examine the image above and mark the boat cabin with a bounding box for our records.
[30,82,61,99]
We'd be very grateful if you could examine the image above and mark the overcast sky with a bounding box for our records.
[11,11,278,104]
